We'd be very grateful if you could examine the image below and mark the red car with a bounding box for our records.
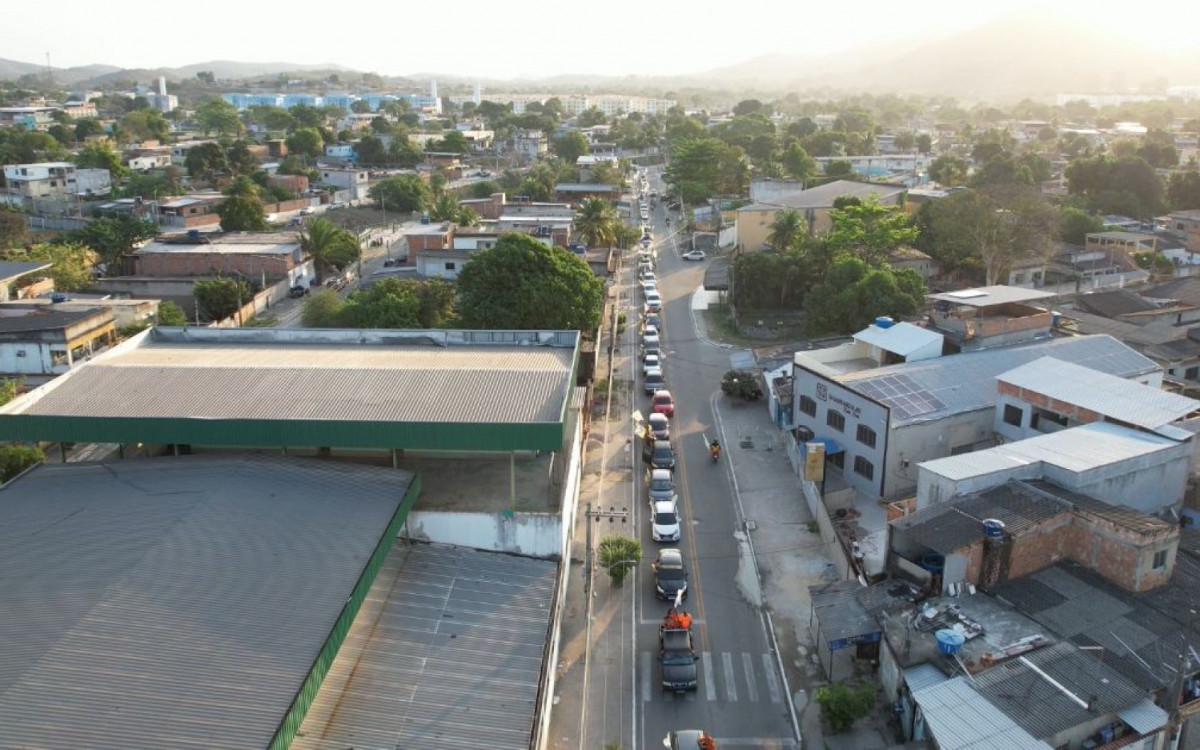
[651,389,675,417]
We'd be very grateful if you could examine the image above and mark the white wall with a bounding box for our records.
[793,367,889,497]
[886,411,998,498]
[402,510,563,557]
[0,341,56,374]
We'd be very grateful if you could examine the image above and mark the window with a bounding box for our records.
[853,456,874,480]
[1187,367,1200,381]
[1031,409,1069,431]
[856,424,877,449]
[444,262,456,271]
[1153,549,1168,570]
[799,395,817,417]
[1003,404,1024,427]
[826,410,845,432]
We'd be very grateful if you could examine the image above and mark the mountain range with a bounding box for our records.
[4,14,1200,101]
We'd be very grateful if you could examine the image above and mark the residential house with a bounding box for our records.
[1086,230,1160,256]
[0,262,54,302]
[887,247,938,281]
[414,249,471,280]
[325,143,356,160]
[554,183,621,202]
[132,232,315,286]
[2,162,112,203]
[510,130,548,160]
[925,286,1060,353]
[157,194,224,230]
[0,305,116,375]
[736,180,906,251]
[126,152,172,172]
[317,168,368,201]
[0,107,55,130]
[791,333,1159,499]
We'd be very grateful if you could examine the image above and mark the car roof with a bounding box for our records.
[645,366,663,377]
[649,412,668,423]
[651,468,673,480]
[657,548,684,566]
[652,498,677,511]
[653,389,673,399]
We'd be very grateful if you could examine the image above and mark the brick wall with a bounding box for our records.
[133,251,295,279]
[268,174,309,193]
[407,231,451,253]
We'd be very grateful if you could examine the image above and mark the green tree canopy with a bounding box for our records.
[226,140,258,175]
[782,141,817,181]
[1,242,96,292]
[1058,206,1104,245]
[575,197,619,248]
[68,215,157,273]
[285,127,324,159]
[195,97,243,136]
[665,136,749,204]
[923,187,1058,285]
[73,117,105,142]
[301,278,456,329]
[300,218,361,277]
[553,131,591,164]
[767,209,806,251]
[0,444,43,483]
[804,255,925,335]
[1065,155,1163,218]
[597,535,641,584]
[156,300,188,326]
[217,177,267,232]
[456,233,604,331]
[0,209,29,250]
[185,142,227,182]
[193,277,253,321]
[824,196,919,265]
[1168,171,1200,211]
[928,155,969,186]
[434,130,470,155]
[75,142,125,177]
[120,110,171,143]
[368,174,431,213]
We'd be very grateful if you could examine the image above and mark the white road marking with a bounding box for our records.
[702,651,717,702]
[763,652,782,703]
[742,652,759,703]
[722,651,739,702]
[642,651,650,702]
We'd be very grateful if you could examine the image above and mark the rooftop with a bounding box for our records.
[138,232,301,256]
[293,543,556,750]
[853,321,943,358]
[1087,230,1158,242]
[0,327,579,452]
[912,677,1051,749]
[0,305,111,333]
[928,285,1058,308]
[837,335,1157,427]
[0,261,51,282]
[554,182,618,191]
[920,422,1180,479]
[0,456,415,750]
[737,180,905,211]
[1075,290,1162,319]
[998,356,1200,433]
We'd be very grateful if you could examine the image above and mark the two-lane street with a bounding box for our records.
[632,169,799,749]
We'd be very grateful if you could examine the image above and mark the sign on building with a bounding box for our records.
[804,442,826,482]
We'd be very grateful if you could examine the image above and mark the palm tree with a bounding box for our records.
[766,209,805,251]
[575,197,618,248]
[300,218,361,279]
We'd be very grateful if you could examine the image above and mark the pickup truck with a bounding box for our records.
[660,627,698,692]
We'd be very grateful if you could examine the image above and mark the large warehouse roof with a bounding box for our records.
[0,327,580,451]
[0,456,418,750]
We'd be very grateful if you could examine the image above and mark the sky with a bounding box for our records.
[2,0,1198,80]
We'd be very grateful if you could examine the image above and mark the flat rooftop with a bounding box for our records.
[0,456,415,750]
[928,286,1058,308]
[0,327,579,452]
[293,543,556,750]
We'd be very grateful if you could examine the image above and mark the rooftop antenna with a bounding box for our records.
[45,52,53,87]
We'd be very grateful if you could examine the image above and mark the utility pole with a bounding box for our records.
[583,504,628,593]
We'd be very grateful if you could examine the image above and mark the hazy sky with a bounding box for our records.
[3,0,1197,80]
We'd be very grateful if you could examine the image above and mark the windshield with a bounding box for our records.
[653,445,673,459]
[654,511,677,525]
[650,477,672,491]
[654,395,670,405]
[657,567,684,581]
[662,651,694,665]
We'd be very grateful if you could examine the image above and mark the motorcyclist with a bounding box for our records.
[709,440,721,461]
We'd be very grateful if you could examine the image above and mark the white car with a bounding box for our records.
[651,498,681,542]
[642,324,659,340]
[643,331,661,350]
[642,352,662,375]
[641,270,657,284]
[645,294,662,313]
[681,250,706,261]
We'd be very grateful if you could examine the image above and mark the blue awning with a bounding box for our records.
[802,437,844,455]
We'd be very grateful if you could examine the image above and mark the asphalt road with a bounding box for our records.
[633,170,799,749]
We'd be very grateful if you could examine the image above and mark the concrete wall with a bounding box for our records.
[0,340,57,374]
[1043,442,1191,516]
[793,367,889,497]
[90,277,203,298]
[888,410,998,498]
[403,511,563,557]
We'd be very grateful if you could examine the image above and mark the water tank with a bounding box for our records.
[50,293,68,303]
[936,629,966,656]
[1051,311,1062,327]
[920,552,945,574]
[874,316,895,329]
[982,519,1006,538]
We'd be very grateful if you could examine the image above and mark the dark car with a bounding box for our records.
[647,468,676,503]
[660,627,698,692]
[648,412,670,441]
[643,438,676,472]
[653,548,688,600]
[288,285,309,298]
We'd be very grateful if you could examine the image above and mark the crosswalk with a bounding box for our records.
[641,651,783,703]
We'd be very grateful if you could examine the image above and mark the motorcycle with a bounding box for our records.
[709,444,721,464]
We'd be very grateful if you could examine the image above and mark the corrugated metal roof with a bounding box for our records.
[912,677,1050,749]
[15,341,574,425]
[854,322,943,357]
[973,642,1148,739]
[809,581,879,642]
[920,422,1179,480]
[903,663,949,693]
[892,503,984,554]
[840,335,1157,427]
[0,456,415,750]
[998,356,1200,432]
[293,543,556,750]
[0,260,51,281]
[1118,698,1169,734]
[928,286,1058,307]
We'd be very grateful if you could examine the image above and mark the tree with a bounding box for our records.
[156,300,188,326]
[824,197,919,265]
[1059,207,1104,245]
[300,218,361,277]
[73,118,105,142]
[195,97,243,136]
[916,133,933,153]
[575,197,619,248]
[185,142,227,182]
[120,110,170,143]
[577,108,607,127]
[301,289,347,327]
[369,174,431,213]
[816,683,876,734]
[733,99,765,116]
[928,155,968,186]
[226,140,258,175]
[0,131,69,164]
[597,535,641,584]
[553,131,591,164]
[286,127,324,159]
[1168,171,1200,211]
[0,444,43,483]
[804,255,925,335]
[217,177,267,232]
[434,130,470,155]
[721,370,763,400]
[925,187,1058,285]
[666,137,749,203]
[767,209,806,251]
[457,233,604,331]
[68,215,157,273]
[588,160,625,187]
[354,135,387,166]
[0,378,20,406]
[1065,155,1163,218]
[193,277,253,321]
[349,99,372,114]
[74,142,125,177]
[824,160,853,178]
[470,180,500,199]
[0,209,29,250]
[388,136,424,167]
[1,243,96,291]
[782,141,817,181]
[428,193,478,225]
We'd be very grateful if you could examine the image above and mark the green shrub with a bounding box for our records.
[816,682,876,733]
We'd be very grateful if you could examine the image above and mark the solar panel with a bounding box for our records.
[859,373,945,418]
